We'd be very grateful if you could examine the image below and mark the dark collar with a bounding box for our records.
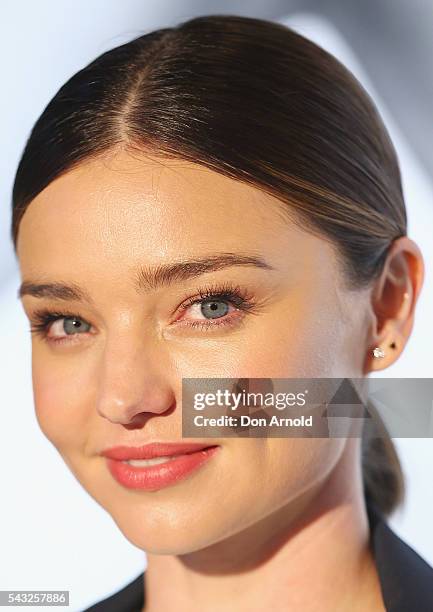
[366,500,433,610]
[85,501,433,611]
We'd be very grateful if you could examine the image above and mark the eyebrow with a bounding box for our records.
[18,252,275,303]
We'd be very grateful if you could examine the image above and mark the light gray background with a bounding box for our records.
[1,2,432,610]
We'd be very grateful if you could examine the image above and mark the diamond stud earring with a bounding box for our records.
[372,347,385,359]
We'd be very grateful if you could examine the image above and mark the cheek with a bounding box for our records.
[235,296,354,378]
[268,438,346,500]
[31,350,88,452]
[171,316,346,384]
[196,438,346,548]
[226,325,342,379]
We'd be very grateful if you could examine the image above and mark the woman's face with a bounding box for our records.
[17,150,370,553]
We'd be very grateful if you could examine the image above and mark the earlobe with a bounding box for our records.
[371,325,405,361]
[366,341,397,373]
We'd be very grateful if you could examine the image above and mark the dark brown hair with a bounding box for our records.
[11,14,405,515]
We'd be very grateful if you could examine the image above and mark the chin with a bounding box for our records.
[110,508,230,555]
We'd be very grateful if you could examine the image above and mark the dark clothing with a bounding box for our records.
[84,501,433,611]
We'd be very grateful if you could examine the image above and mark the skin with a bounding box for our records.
[16,148,424,611]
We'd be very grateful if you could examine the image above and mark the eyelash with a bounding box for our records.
[28,282,258,346]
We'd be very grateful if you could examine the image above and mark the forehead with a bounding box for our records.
[16,150,334,279]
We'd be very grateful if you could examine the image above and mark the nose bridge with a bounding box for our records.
[95,328,174,424]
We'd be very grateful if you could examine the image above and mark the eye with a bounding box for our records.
[187,299,231,320]
[51,316,91,336]
[175,283,258,331]
[29,311,92,345]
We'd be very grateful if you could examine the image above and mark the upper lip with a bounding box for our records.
[100,442,218,461]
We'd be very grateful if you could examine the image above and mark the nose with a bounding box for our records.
[95,336,176,425]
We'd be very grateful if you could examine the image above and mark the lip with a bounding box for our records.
[102,442,221,491]
[101,442,218,461]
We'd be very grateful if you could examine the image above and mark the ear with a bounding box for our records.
[366,236,424,372]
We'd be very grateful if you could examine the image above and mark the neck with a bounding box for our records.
[142,439,384,612]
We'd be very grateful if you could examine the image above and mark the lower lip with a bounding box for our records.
[105,446,220,491]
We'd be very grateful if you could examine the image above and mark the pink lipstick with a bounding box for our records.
[101,442,220,491]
